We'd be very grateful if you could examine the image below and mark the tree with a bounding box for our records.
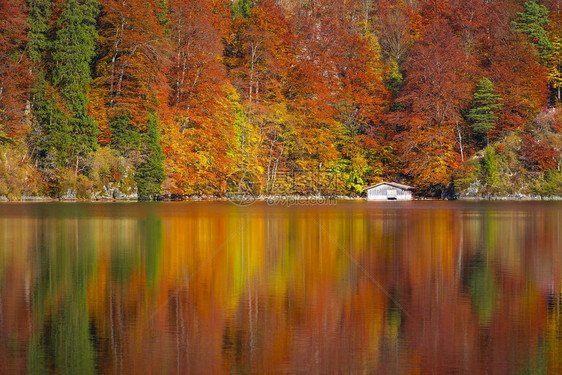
[162,0,236,195]
[467,78,502,146]
[28,75,71,169]
[478,0,548,132]
[135,113,165,200]
[27,0,71,172]
[52,0,100,172]
[92,0,168,132]
[109,114,141,155]
[397,20,471,193]
[482,146,498,193]
[0,0,32,138]
[512,1,553,62]
[232,0,253,18]
[27,0,51,63]
[547,34,562,102]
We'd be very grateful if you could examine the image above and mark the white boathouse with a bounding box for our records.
[364,182,414,201]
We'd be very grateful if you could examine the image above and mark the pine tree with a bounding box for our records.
[27,0,52,63]
[467,78,502,146]
[547,34,562,102]
[232,0,253,18]
[482,146,498,193]
[135,113,165,200]
[52,0,100,172]
[512,1,553,62]
[27,1,71,170]
[109,115,142,154]
[29,75,71,169]
[0,113,9,144]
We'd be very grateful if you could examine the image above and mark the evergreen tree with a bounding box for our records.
[109,114,142,154]
[482,147,499,194]
[512,1,553,62]
[0,116,9,144]
[547,34,562,102]
[52,0,100,171]
[27,0,71,170]
[232,0,253,18]
[155,0,170,27]
[135,113,165,200]
[29,75,71,169]
[467,78,502,146]
[27,0,52,63]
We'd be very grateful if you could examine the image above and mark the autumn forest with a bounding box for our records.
[1,0,562,199]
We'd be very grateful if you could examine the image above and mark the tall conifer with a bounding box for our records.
[28,0,71,170]
[52,0,100,171]
[135,113,165,200]
[512,1,553,61]
[467,78,502,146]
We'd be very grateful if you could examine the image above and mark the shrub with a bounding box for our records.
[0,143,44,199]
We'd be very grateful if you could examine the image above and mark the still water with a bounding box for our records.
[0,201,561,374]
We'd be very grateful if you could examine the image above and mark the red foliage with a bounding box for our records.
[520,135,558,171]
[0,0,32,138]
[397,18,470,190]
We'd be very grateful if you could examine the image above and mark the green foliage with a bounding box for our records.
[27,0,52,63]
[109,115,142,154]
[467,78,502,145]
[531,171,562,196]
[29,75,71,169]
[512,1,553,61]
[385,60,403,93]
[52,0,100,161]
[143,218,163,290]
[232,0,253,18]
[155,0,170,27]
[0,115,9,145]
[334,158,368,195]
[135,113,165,200]
[468,258,500,325]
[482,146,499,192]
[29,224,97,375]
[548,34,562,101]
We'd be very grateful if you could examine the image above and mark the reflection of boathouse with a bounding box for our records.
[364,182,414,201]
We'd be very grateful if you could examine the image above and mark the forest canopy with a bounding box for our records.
[0,0,561,199]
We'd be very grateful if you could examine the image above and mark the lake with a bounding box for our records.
[0,201,561,373]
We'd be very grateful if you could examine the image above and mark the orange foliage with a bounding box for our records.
[92,0,169,133]
[162,0,235,195]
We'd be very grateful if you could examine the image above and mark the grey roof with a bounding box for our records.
[363,182,414,191]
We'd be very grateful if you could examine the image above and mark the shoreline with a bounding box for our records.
[457,195,562,201]
[3,194,562,202]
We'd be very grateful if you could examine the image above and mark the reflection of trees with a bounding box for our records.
[1,204,562,372]
[27,219,97,375]
[466,254,500,325]
[22,215,163,375]
[546,290,562,372]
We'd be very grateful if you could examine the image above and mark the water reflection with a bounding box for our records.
[0,202,561,373]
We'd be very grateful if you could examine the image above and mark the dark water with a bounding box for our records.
[1,201,561,374]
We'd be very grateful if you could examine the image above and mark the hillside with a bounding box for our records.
[0,0,561,199]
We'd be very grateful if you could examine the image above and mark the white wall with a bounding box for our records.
[366,185,412,201]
